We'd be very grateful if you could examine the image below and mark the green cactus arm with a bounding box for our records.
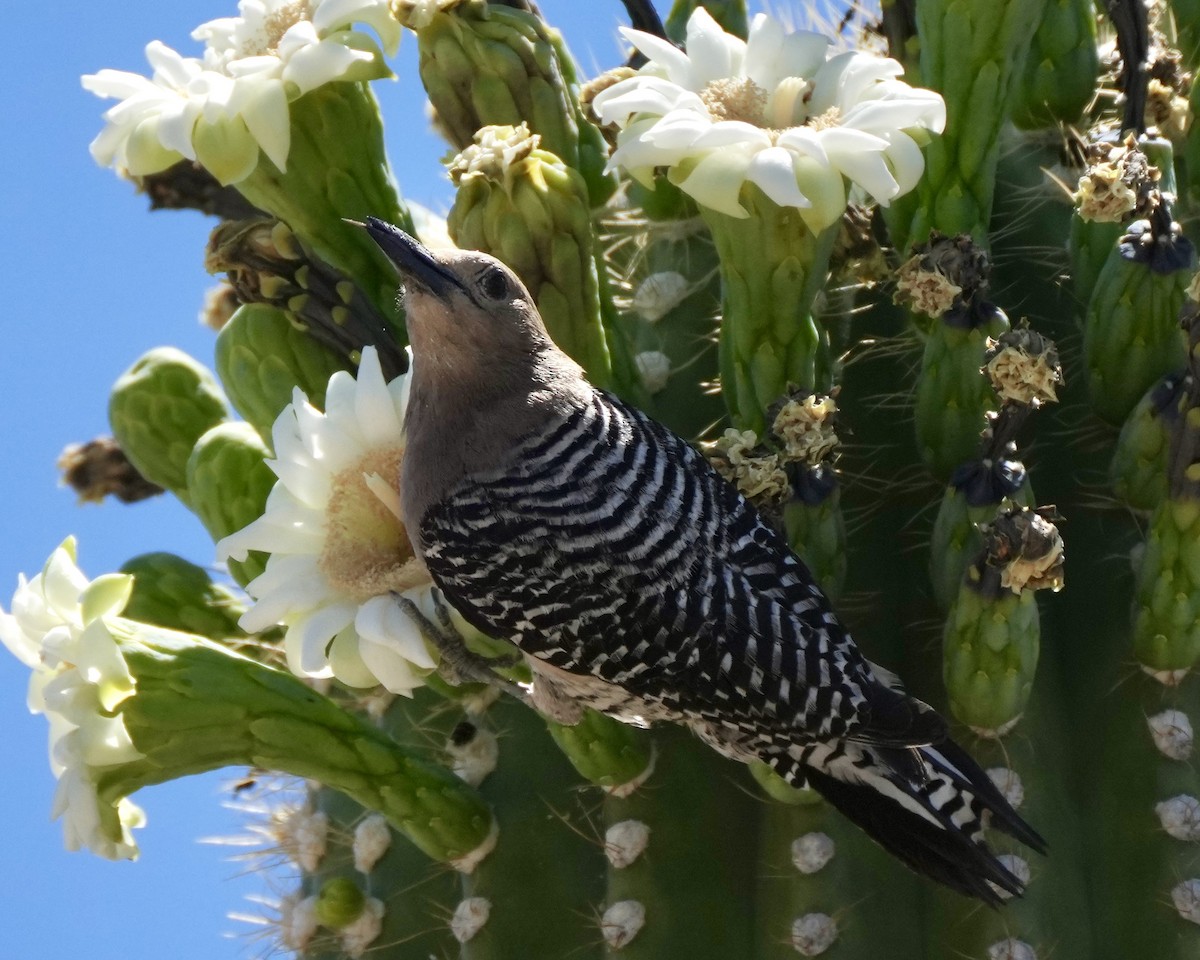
[185,421,276,586]
[118,552,246,641]
[215,303,350,444]
[98,620,495,867]
[108,347,231,505]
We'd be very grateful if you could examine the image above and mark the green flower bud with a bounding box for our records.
[229,82,415,326]
[448,124,613,386]
[185,422,275,586]
[1111,373,1185,511]
[108,348,230,505]
[1010,0,1098,129]
[1083,222,1194,426]
[545,710,654,793]
[942,506,1063,734]
[215,303,349,444]
[119,553,246,641]
[401,0,614,205]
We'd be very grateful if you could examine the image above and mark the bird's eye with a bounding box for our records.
[478,267,509,301]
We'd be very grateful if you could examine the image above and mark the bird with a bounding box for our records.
[361,216,1045,905]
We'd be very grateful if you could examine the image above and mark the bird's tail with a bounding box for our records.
[770,737,1045,906]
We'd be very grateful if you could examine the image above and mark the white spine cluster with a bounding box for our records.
[790,832,835,874]
[605,820,651,868]
[790,913,838,956]
[1148,709,1194,760]
[601,900,647,948]
[451,897,492,944]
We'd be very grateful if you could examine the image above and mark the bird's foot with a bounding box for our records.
[391,591,525,700]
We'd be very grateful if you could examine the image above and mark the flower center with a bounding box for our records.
[700,77,768,125]
[241,0,313,56]
[318,446,429,602]
[701,76,836,137]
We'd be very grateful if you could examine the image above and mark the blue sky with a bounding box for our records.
[0,3,818,957]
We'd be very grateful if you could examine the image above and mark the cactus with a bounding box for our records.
[17,2,1200,958]
[108,347,230,504]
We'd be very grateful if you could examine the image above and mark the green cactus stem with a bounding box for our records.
[185,422,276,587]
[755,784,923,960]
[885,0,1046,253]
[302,690,470,960]
[228,82,415,326]
[923,667,1091,960]
[206,219,407,382]
[447,124,614,387]
[702,186,839,434]
[599,726,759,958]
[454,700,606,958]
[942,505,1064,735]
[108,347,230,506]
[603,183,724,439]
[101,621,496,868]
[1083,206,1194,426]
[397,0,613,205]
[215,302,350,445]
[118,552,246,641]
[1010,0,1099,129]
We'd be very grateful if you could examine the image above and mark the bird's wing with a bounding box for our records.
[419,389,937,746]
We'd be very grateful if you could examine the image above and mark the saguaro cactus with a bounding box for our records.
[9,1,1200,958]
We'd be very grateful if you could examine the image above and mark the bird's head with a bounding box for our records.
[363,217,557,387]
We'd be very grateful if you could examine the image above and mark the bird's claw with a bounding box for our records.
[392,591,525,699]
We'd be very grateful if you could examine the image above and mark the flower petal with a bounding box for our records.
[618,25,694,88]
[745,146,812,210]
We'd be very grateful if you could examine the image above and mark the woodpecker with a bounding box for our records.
[363,218,1044,904]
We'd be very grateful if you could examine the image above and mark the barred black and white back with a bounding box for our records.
[418,385,1044,904]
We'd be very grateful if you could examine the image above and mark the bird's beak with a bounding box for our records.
[359,217,465,297]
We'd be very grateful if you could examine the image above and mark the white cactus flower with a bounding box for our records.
[592,8,945,230]
[82,0,399,183]
[0,539,145,860]
[219,346,440,695]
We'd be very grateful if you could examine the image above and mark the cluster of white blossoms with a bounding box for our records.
[592,8,945,229]
[82,0,400,183]
[219,346,439,695]
[0,540,145,859]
